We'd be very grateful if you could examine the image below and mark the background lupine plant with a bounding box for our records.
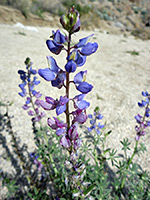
[135,91,150,141]
[38,6,98,198]
[87,106,105,135]
[18,57,45,122]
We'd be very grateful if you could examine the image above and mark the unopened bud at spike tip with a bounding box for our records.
[60,6,80,34]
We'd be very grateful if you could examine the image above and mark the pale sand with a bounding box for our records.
[0,24,150,175]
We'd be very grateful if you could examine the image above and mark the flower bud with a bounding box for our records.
[60,6,80,34]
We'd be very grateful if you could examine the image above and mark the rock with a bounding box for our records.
[115,21,125,29]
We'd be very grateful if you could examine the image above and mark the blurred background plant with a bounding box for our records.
[0,0,150,39]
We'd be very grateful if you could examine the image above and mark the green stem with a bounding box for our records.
[44,132,58,176]
[120,140,138,189]
[94,148,98,165]
[27,77,36,113]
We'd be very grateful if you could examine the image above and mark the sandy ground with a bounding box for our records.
[0,23,150,183]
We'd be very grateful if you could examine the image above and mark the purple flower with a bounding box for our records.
[40,96,69,115]
[30,153,43,170]
[34,111,46,122]
[38,68,56,81]
[51,29,66,44]
[18,70,26,81]
[87,127,92,132]
[38,56,66,89]
[35,108,39,114]
[56,128,66,136]
[28,110,35,116]
[47,40,64,55]
[147,121,150,126]
[74,71,93,94]
[65,60,76,73]
[145,108,150,117]
[74,34,98,56]
[56,96,69,115]
[34,99,40,108]
[51,71,66,89]
[142,91,150,97]
[135,123,146,141]
[37,161,43,170]
[73,109,87,124]
[75,35,94,48]
[135,114,142,124]
[74,70,87,84]
[22,104,30,110]
[98,122,105,129]
[73,94,90,110]
[29,67,37,75]
[138,100,147,107]
[76,82,93,94]
[26,97,31,104]
[74,138,82,150]
[67,50,86,67]
[29,152,36,158]
[47,118,58,130]
[40,96,57,111]
[60,135,71,148]
[46,30,66,55]
[87,108,104,134]
[80,42,98,56]
[96,129,101,135]
[18,89,26,97]
[40,111,46,118]
[48,117,67,136]
[18,82,27,97]
[35,92,42,98]
[68,123,79,140]
[33,76,40,85]
[88,114,93,119]
[90,119,96,125]
[67,34,98,69]
[38,56,60,81]
[96,113,103,120]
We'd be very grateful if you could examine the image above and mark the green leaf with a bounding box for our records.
[27,192,33,198]
[0,102,6,106]
[105,130,112,137]
[104,148,111,154]
[34,187,38,196]
[83,184,95,196]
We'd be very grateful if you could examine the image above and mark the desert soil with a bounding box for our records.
[0,22,150,191]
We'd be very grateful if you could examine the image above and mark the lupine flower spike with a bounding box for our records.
[38,6,98,198]
[87,106,105,135]
[135,91,150,141]
[18,57,45,122]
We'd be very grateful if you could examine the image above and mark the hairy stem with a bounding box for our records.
[66,33,72,130]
